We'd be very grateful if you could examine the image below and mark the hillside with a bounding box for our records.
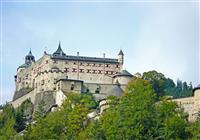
[0,71,199,140]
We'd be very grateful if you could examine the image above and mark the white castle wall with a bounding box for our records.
[15,53,122,96]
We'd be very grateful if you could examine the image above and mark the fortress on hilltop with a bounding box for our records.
[12,42,133,112]
[11,42,200,122]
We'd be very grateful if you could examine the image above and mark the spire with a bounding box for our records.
[27,49,33,56]
[25,49,35,64]
[53,41,66,57]
[118,49,124,55]
[57,41,61,51]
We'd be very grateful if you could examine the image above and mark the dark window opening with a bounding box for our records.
[72,68,77,72]
[87,69,90,73]
[80,69,84,73]
[95,88,100,94]
[71,84,74,90]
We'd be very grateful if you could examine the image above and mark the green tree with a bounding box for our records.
[33,100,46,120]
[83,78,191,140]
[25,93,95,140]
[142,70,166,97]
[155,99,189,139]
[0,104,16,139]
[83,78,157,139]
[187,113,200,139]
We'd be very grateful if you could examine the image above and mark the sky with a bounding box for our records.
[0,0,199,105]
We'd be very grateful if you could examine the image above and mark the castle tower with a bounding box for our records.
[194,84,200,98]
[118,50,124,65]
[53,42,66,57]
[193,84,200,121]
[25,50,35,64]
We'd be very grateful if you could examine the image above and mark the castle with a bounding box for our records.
[11,43,133,112]
[11,42,200,122]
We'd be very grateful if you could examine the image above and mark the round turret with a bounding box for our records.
[113,70,133,85]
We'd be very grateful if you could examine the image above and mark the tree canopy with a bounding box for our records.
[0,70,198,139]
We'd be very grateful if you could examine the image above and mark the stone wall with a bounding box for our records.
[58,79,83,93]
[34,91,56,112]
[12,90,35,108]
[173,88,200,122]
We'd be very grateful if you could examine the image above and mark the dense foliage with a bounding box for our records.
[0,71,198,139]
[0,99,33,139]
[142,70,193,98]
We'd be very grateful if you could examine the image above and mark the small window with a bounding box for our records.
[71,84,74,90]
[80,69,84,73]
[64,68,69,73]
[73,62,77,65]
[46,60,48,64]
[72,68,77,72]
[87,69,90,73]
[95,88,100,94]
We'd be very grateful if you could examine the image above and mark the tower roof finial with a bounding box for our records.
[58,41,61,49]
[118,49,124,55]
[52,41,66,57]
[28,48,33,56]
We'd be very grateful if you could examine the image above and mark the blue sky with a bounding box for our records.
[0,0,199,104]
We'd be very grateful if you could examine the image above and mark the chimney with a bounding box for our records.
[77,52,79,56]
